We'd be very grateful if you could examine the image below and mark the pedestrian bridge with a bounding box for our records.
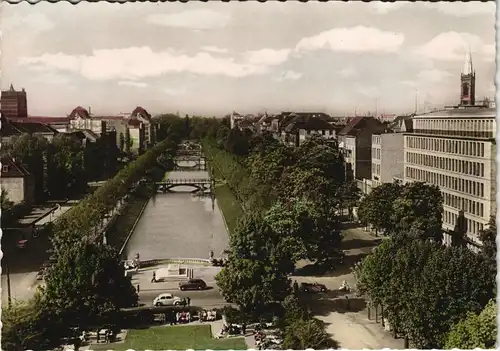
[156,178,214,193]
[173,155,207,171]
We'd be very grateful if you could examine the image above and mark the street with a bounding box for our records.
[138,287,229,309]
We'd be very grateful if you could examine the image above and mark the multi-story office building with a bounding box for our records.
[1,84,28,118]
[403,53,496,250]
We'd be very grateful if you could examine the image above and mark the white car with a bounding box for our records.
[153,293,183,307]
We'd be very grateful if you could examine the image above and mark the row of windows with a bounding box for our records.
[414,118,495,133]
[406,136,486,157]
[443,192,484,218]
[372,163,381,176]
[405,166,485,198]
[372,147,381,160]
[372,135,382,145]
[406,152,485,177]
[443,210,484,235]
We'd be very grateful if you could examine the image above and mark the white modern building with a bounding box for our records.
[403,53,496,250]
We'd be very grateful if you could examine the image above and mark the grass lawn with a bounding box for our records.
[214,183,244,235]
[106,196,149,251]
[91,325,247,350]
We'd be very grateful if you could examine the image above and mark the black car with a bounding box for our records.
[301,282,327,293]
[179,279,207,291]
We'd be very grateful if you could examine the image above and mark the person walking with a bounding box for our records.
[151,271,156,283]
[137,284,140,293]
[186,297,191,306]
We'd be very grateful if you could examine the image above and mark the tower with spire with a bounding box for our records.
[460,50,475,106]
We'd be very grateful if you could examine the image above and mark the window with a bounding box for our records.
[2,166,8,172]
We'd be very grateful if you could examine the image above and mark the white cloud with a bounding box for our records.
[423,3,495,17]
[2,13,54,32]
[357,86,380,98]
[164,87,186,96]
[201,46,229,54]
[146,10,231,30]
[417,69,452,83]
[338,67,357,78]
[118,81,148,88]
[245,49,291,66]
[368,2,406,14]
[278,70,303,81]
[415,31,494,62]
[295,26,404,53]
[19,46,291,80]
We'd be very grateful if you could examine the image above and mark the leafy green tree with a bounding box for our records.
[451,210,468,247]
[41,240,138,331]
[282,318,333,350]
[358,182,402,235]
[215,257,290,317]
[354,238,495,348]
[445,299,497,349]
[119,132,125,152]
[1,188,14,211]
[391,182,443,243]
[224,128,250,156]
[46,134,86,199]
[479,216,496,275]
[124,127,132,153]
[8,133,48,202]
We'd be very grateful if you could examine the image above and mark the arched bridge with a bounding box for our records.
[173,155,207,171]
[156,178,214,193]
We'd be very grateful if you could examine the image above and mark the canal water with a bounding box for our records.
[123,162,229,261]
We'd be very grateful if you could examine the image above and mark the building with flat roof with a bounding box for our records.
[1,84,28,118]
[403,53,496,251]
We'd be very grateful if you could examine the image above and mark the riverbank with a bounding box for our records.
[213,183,244,236]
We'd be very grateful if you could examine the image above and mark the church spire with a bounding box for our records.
[463,50,474,76]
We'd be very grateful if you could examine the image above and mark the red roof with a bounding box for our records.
[128,119,141,127]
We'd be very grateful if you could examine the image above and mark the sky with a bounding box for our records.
[1,1,496,117]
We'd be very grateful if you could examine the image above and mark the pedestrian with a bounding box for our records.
[345,295,350,311]
[186,297,191,306]
[151,271,156,283]
[292,280,299,294]
[242,323,246,336]
[137,284,140,293]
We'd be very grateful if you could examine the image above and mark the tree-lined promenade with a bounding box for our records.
[1,115,221,350]
[203,117,497,349]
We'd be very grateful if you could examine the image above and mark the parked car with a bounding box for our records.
[153,293,183,306]
[179,279,207,291]
[301,282,327,293]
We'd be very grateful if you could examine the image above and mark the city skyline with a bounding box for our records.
[2,1,496,117]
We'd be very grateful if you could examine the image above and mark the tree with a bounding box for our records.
[445,299,497,349]
[124,128,132,153]
[282,318,333,350]
[1,188,14,211]
[41,240,138,332]
[119,132,125,152]
[358,182,402,235]
[391,182,443,243]
[354,238,495,348]
[215,257,290,317]
[46,134,86,199]
[479,216,496,275]
[9,133,48,202]
[224,128,250,156]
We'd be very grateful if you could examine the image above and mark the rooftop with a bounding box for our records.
[414,106,496,118]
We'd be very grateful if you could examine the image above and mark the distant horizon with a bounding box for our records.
[2,2,495,117]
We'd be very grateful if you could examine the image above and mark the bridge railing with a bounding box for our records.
[156,178,212,184]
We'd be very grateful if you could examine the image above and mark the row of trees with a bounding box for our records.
[2,132,119,202]
[355,181,497,349]
[204,124,359,347]
[2,125,183,350]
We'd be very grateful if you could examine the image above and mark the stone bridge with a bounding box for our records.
[156,178,214,193]
[173,155,207,171]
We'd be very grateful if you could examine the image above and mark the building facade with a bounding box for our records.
[371,133,405,187]
[1,156,35,204]
[403,54,496,250]
[1,84,28,118]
